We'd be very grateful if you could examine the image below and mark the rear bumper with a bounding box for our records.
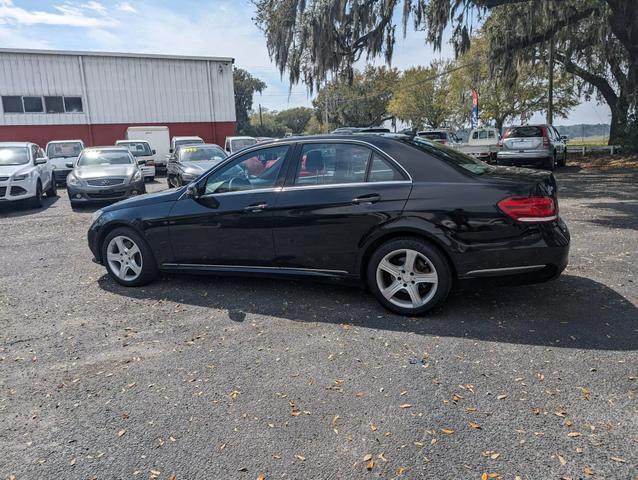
[497,150,551,168]
[455,219,570,280]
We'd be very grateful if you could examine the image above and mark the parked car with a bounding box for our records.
[497,125,567,170]
[115,140,156,182]
[87,134,569,316]
[417,129,461,145]
[224,136,257,154]
[171,136,204,153]
[454,127,501,163]
[126,126,170,170]
[0,142,57,208]
[166,143,227,188]
[66,147,145,208]
[45,140,85,184]
[256,137,275,144]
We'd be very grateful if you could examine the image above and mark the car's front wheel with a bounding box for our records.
[45,177,57,198]
[27,181,43,209]
[102,227,159,287]
[367,237,452,315]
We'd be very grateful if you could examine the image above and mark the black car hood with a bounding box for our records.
[103,186,185,212]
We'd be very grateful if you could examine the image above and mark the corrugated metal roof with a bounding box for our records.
[0,48,234,64]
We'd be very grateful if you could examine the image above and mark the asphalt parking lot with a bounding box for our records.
[1,167,636,480]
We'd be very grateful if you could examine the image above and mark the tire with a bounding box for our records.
[167,176,174,188]
[101,227,159,287]
[561,149,567,167]
[545,155,556,171]
[367,237,452,315]
[146,176,155,182]
[27,181,43,209]
[45,176,57,198]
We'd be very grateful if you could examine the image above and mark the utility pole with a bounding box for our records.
[259,103,263,127]
[547,39,554,125]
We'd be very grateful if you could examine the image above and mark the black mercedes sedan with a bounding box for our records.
[87,134,570,315]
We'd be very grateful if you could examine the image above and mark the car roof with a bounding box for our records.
[228,136,256,140]
[84,146,130,151]
[177,143,223,150]
[0,142,34,147]
[173,136,202,140]
[47,139,84,143]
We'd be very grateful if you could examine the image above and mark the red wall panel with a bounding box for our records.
[0,122,236,149]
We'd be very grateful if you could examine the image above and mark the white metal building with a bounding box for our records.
[0,48,236,147]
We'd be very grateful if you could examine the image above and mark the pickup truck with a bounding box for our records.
[453,127,501,163]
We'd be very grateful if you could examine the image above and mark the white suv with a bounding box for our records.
[0,142,57,208]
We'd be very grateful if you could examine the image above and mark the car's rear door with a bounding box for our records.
[272,140,412,274]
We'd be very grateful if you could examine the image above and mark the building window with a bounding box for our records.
[2,96,24,113]
[23,96,44,113]
[44,96,65,113]
[64,96,83,113]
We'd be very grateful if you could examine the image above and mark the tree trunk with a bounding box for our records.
[608,96,629,145]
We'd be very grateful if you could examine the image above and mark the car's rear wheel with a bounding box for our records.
[545,154,556,171]
[367,238,452,315]
[27,181,43,209]
[102,227,159,287]
[167,175,175,188]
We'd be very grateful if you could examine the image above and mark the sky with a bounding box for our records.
[0,0,611,126]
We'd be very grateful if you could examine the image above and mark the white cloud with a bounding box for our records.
[116,2,136,13]
[0,0,116,28]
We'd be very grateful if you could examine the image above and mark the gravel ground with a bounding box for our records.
[1,168,636,480]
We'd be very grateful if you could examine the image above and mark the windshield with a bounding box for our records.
[180,146,227,162]
[46,142,83,158]
[175,139,203,149]
[78,150,133,167]
[418,131,447,140]
[404,137,491,175]
[119,142,152,156]
[0,147,29,166]
[505,126,544,138]
[231,138,257,151]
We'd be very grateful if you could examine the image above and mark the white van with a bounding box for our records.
[225,136,257,154]
[171,136,204,153]
[126,126,170,169]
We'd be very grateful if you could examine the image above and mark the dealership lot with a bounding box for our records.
[1,168,636,479]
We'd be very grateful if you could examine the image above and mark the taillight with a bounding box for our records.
[497,196,557,222]
[147,160,155,166]
[541,127,550,146]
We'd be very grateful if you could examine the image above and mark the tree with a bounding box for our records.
[312,66,399,127]
[447,32,579,132]
[234,68,266,135]
[276,107,313,133]
[253,0,637,144]
[248,108,288,138]
[388,62,453,129]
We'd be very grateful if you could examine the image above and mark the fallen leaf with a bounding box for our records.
[490,453,500,460]
[257,474,265,480]
[295,455,305,461]
[469,421,482,430]
[397,467,406,475]
[400,391,408,396]
[69,458,76,466]
[399,404,413,409]
[117,429,126,437]
[370,423,377,432]
[378,453,387,462]
[497,395,508,400]
[441,428,455,435]
[581,387,590,400]
[482,474,488,480]
[230,390,241,399]
[168,474,177,480]
[557,454,567,466]
[363,454,373,461]
[567,432,582,438]
[610,457,626,463]
[584,466,594,476]
[366,459,374,471]
[452,393,464,402]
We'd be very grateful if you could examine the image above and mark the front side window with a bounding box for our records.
[47,142,83,158]
[295,143,371,186]
[0,147,29,165]
[204,145,289,195]
[78,150,134,167]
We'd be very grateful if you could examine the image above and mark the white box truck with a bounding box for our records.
[126,126,170,169]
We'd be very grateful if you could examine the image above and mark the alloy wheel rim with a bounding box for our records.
[106,235,143,282]
[376,248,438,309]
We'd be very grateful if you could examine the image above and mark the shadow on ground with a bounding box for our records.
[0,195,59,217]
[99,272,637,351]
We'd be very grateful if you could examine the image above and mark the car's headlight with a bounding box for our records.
[91,209,103,224]
[67,174,80,186]
[132,170,142,182]
[12,174,28,181]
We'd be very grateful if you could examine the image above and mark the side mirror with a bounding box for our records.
[186,182,200,199]
[35,157,47,165]
[560,135,568,142]
[169,148,173,153]
[66,162,74,169]
[137,159,146,165]
[152,149,156,155]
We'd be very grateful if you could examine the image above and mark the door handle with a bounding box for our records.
[244,202,268,212]
[352,194,380,205]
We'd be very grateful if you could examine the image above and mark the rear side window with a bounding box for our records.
[368,153,405,182]
[295,143,371,186]
[506,126,544,138]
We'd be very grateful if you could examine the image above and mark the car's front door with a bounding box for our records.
[272,141,412,274]
[168,144,292,266]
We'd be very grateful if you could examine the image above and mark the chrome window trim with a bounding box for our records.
[281,180,412,192]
